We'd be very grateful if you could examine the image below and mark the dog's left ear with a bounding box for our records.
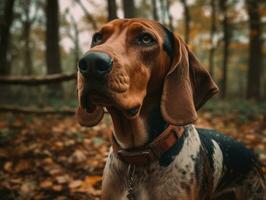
[161,31,218,126]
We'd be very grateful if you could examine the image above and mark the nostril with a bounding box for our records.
[96,59,113,74]
[78,59,88,73]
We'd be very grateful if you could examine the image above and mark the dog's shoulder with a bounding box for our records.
[196,128,261,187]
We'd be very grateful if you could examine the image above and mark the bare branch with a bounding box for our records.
[0,73,76,85]
[0,106,109,115]
[0,106,75,115]
[76,0,97,30]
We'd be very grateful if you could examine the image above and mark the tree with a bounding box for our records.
[209,0,217,77]
[160,0,167,24]
[152,0,159,21]
[64,9,80,69]
[19,0,40,75]
[246,0,263,100]
[45,0,62,97]
[123,0,136,18]
[76,0,97,30]
[107,0,117,21]
[166,0,173,31]
[219,0,231,98]
[0,0,15,75]
[180,0,190,43]
[159,0,173,30]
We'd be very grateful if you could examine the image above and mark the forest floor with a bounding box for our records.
[0,102,266,199]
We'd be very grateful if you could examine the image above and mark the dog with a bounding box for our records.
[76,18,266,200]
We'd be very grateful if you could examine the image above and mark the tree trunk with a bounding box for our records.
[70,15,80,69]
[180,0,190,43]
[45,0,62,97]
[107,0,117,21]
[123,0,136,18]
[219,0,230,98]
[21,0,34,75]
[152,0,159,21]
[246,0,262,100]
[0,0,15,75]
[21,0,39,75]
[209,0,217,77]
[74,26,79,70]
[76,0,97,30]
[166,0,173,31]
[23,21,33,75]
[160,0,166,25]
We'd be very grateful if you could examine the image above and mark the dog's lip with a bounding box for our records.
[123,105,141,118]
[80,88,113,108]
[80,87,141,117]
[107,104,141,119]
[80,90,96,113]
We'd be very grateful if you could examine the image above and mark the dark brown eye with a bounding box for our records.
[137,33,156,46]
[92,32,103,45]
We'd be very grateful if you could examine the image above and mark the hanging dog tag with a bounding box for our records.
[127,164,136,200]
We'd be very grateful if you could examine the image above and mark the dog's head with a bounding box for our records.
[76,18,218,127]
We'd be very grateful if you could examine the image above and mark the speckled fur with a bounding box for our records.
[102,125,266,200]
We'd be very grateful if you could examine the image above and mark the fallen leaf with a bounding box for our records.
[84,176,102,186]
[69,180,82,189]
[0,148,8,158]
[55,175,70,184]
[21,181,36,194]
[52,184,63,192]
[245,134,256,142]
[15,159,30,173]
[49,168,62,176]
[40,180,53,189]
[69,149,87,163]
[4,161,13,172]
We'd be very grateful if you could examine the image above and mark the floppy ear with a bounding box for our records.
[76,72,104,127]
[161,34,218,126]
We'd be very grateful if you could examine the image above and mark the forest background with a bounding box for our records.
[0,0,265,199]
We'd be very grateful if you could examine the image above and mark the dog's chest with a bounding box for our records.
[137,126,202,200]
[102,126,211,200]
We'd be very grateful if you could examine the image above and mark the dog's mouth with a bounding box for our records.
[124,105,141,118]
[80,87,141,119]
[80,88,110,110]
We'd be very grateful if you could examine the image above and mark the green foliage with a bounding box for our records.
[203,99,266,122]
[1,0,266,108]
[66,131,85,143]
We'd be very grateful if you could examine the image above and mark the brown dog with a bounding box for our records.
[76,19,265,200]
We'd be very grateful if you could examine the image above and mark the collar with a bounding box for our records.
[111,125,185,166]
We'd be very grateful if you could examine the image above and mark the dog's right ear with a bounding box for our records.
[76,72,104,127]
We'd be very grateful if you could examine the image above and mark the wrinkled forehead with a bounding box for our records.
[94,19,175,60]
[98,18,166,39]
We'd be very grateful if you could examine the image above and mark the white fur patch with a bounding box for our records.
[211,139,223,191]
[175,125,201,179]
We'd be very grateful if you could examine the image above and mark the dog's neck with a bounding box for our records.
[107,96,167,149]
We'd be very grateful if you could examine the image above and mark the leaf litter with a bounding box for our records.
[0,111,265,199]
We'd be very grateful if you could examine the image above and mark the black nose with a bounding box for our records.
[78,52,113,77]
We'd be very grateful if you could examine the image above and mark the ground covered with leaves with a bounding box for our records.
[0,101,265,199]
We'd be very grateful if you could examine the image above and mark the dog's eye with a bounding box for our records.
[92,32,103,45]
[137,33,156,46]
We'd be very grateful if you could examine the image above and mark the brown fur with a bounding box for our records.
[76,19,265,200]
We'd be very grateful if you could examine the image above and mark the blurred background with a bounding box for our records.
[0,0,265,199]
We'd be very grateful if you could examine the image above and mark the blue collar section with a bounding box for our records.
[159,126,189,166]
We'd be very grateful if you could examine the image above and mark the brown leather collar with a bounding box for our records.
[111,125,184,166]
